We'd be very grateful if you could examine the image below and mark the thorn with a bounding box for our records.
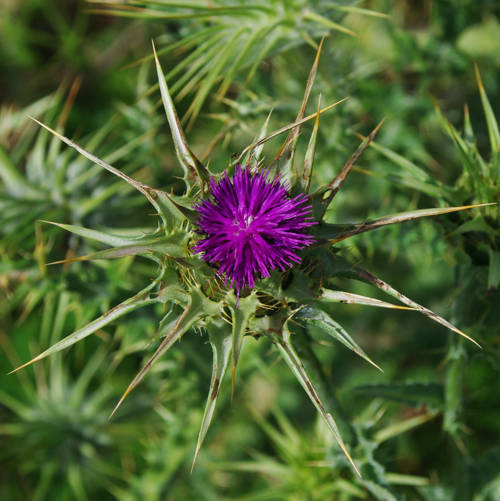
[190,447,201,474]
[8,356,40,375]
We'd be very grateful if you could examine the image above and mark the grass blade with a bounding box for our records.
[475,64,500,154]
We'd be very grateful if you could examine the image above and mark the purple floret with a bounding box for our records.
[193,165,316,296]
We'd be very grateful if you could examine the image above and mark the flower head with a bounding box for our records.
[194,165,315,295]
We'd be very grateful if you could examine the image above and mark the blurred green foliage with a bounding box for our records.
[1,1,500,500]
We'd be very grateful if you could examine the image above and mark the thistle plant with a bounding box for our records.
[0,286,160,501]
[214,404,437,500]
[0,78,158,261]
[12,44,487,479]
[89,0,389,127]
[0,67,173,329]
[359,67,499,499]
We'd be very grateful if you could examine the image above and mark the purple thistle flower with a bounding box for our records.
[193,165,316,296]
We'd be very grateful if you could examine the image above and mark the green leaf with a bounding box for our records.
[475,65,500,154]
[352,382,444,412]
[313,120,384,220]
[301,94,322,193]
[48,234,188,265]
[320,289,412,310]
[302,9,357,37]
[321,203,493,244]
[488,249,500,290]
[276,37,324,187]
[41,221,155,247]
[184,28,244,129]
[454,216,497,240]
[27,116,173,225]
[227,291,259,392]
[374,413,438,444]
[264,322,360,476]
[351,268,481,347]
[385,473,430,487]
[362,481,399,501]
[295,305,382,371]
[237,98,348,164]
[326,4,391,19]
[0,146,45,200]
[110,287,219,417]
[192,319,232,469]
[10,279,162,374]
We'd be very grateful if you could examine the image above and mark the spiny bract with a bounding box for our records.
[13,43,483,476]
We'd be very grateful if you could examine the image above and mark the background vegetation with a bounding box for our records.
[1,1,499,499]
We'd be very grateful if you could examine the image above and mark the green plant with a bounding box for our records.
[88,0,389,128]
[9,45,486,493]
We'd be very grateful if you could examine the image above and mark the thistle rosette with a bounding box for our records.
[194,165,315,296]
[12,43,486,478]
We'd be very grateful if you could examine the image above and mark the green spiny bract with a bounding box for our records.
[13,44,484,476]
